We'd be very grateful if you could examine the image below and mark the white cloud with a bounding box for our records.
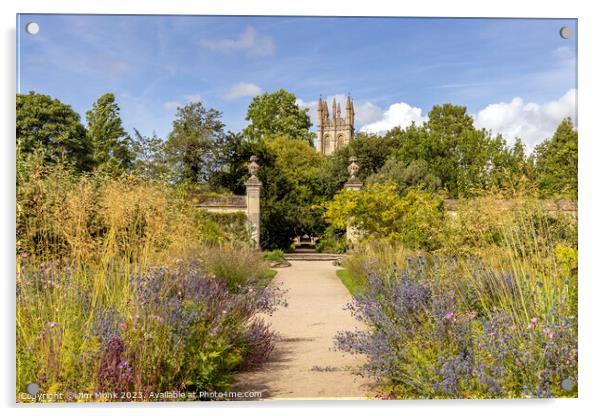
[163,101,181,111]
[163,94,204,111]
[355,102,385,125]
[474,89,576,148]
[184,94,202,103]
[199,26,275,57]
[223,82,262,100]
[360,102,427,134]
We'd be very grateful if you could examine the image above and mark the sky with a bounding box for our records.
[17,15,577,149]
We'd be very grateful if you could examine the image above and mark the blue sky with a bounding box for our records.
[17,15,577,148]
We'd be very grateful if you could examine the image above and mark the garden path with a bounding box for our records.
[233,260,372,400]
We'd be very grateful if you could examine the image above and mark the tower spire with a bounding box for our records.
[346,94,354,126]
[332,98,337,121]
[317,96,323,127]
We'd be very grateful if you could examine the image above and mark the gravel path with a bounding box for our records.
[233,260,372,400]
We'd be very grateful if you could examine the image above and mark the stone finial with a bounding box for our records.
[347,156,359,181]
[248,155,260,178]
[344,156,362,191]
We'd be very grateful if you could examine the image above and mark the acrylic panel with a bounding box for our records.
[16,14,578,402]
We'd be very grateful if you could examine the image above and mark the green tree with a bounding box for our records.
[488,137,535,193]
[164,101,226,184]
[130,129,169,181]
[367,158,442,195]
[208,132,255,194]
[16,92,91,171]
[316,131,402,199]
[388,105,523,197]
[533,118,578,199]
[86,93,133,174]
[243,89,314,144]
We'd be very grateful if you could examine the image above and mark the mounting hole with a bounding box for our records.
[26,383,40,395]
[25,22,40,35]
[559,26,571,39]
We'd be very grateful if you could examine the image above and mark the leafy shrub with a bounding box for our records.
[202,246,271,292]
[323,182,446,250]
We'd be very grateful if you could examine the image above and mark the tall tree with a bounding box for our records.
[533,118,578,199]
[388,105,521,197]
[86,93,133,174]
[164,101,226,184]
[17,92,91,171]
[130,129,169,181]
[243,89,314,144]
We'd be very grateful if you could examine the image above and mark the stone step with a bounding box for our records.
[284,252,345,261]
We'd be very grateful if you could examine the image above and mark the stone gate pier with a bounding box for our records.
[198,156,262,249]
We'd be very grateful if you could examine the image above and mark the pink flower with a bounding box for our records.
[547,331,555,340]
[118,321,128,331]
[530,317,538,324]
[48,321,57,328]
[467,311,477,319]
[444,312,454,321]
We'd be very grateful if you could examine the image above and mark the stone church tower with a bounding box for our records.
[316,95,355,155]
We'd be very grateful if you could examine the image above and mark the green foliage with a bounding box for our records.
[198,211,251,247]
[86,93,133,175]
[259,137,327,249]
[316,131,402,199]
[164,101,226,184]
[17,92,91,171]
[324,182,445,251]
[130,129,170,181]
[387,105,531,197]
[242,89,314,144]
[367,158,442,195]
[263,249,285,262]
[208,132,255,194]
[533,118,578,199]
[315,226,347,254]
